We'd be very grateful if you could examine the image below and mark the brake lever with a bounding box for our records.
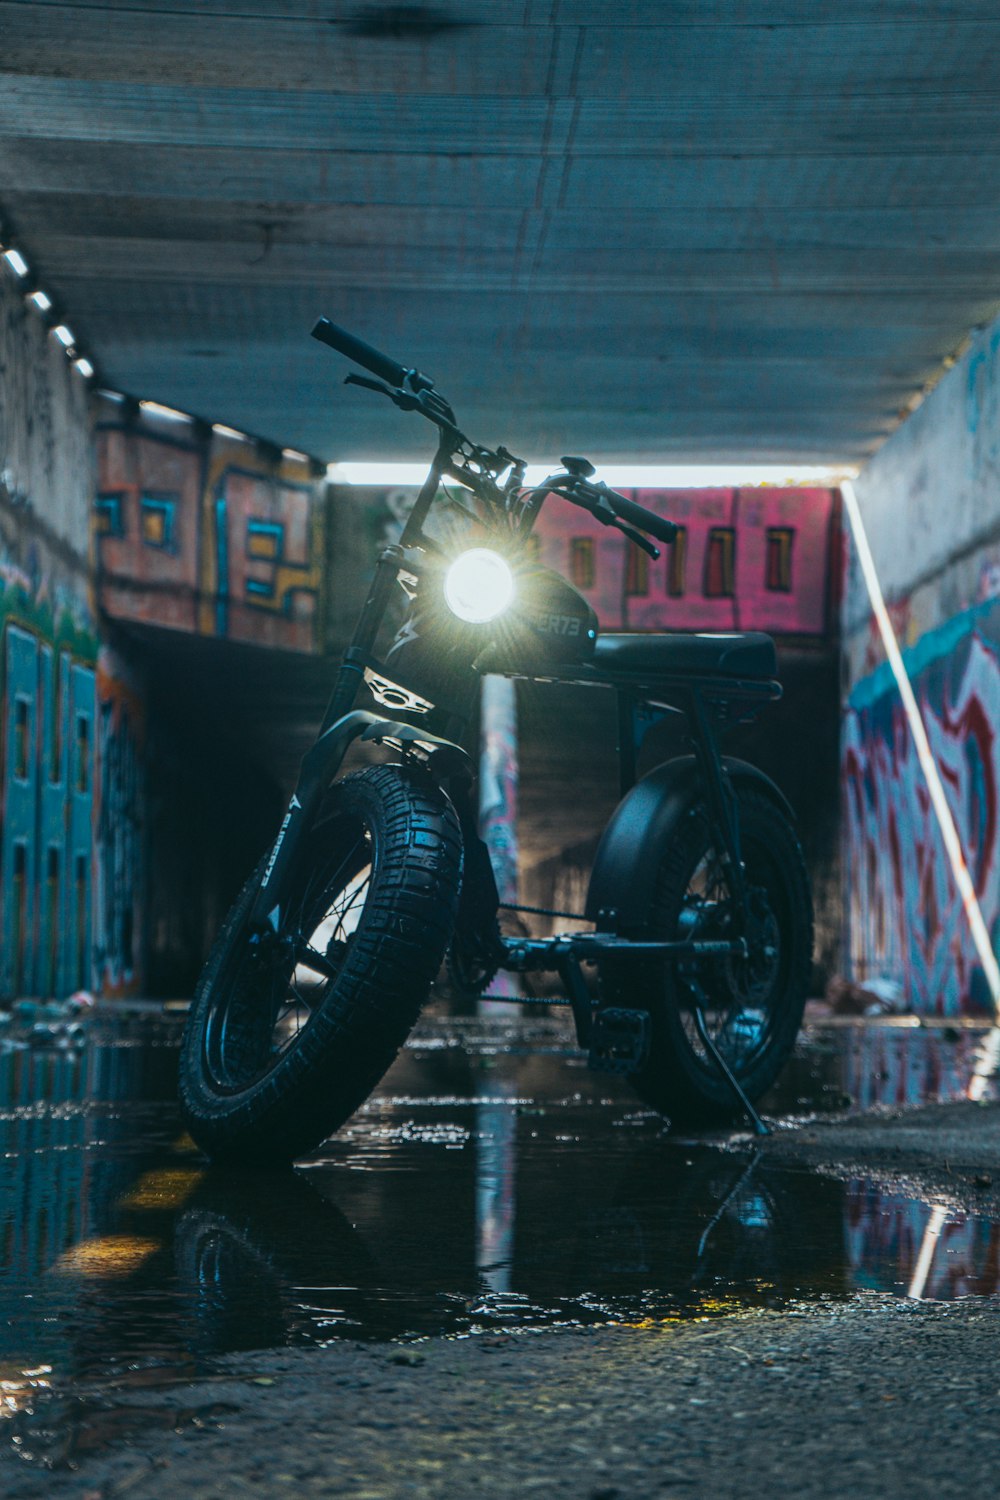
[344,373,422,414]
[346,372,439,421]
[612,519,660,560]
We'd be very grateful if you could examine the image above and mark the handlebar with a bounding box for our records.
[311,318,409,390]
[601,488,679,545]
[312,317,680,549]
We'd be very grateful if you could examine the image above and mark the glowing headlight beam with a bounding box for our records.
[444,549,515,624]
[841,479,1000,1099]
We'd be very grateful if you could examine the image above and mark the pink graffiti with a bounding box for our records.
[842,632,1000,1014]
[531,486,837,637]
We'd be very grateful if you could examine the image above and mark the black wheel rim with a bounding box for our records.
[203,817,374,1093]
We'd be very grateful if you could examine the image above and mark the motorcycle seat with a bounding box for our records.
[593,631,777,680]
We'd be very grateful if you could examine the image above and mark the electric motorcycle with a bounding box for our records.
[179,321,814,1165]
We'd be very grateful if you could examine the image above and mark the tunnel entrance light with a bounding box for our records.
[328,461,856,488]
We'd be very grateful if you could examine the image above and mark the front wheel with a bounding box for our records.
[179,764,463,1166]
[603,789,813,1126]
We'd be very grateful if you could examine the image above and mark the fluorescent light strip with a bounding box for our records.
[29,290,52,312]
[212,422,249,442]
[139,399,191,423]
[2,248,28,278]
[282,447,310,464]
[52,324,74,348]
[841,479,1000,1093]
[73,357,94,380]
[328,461,856,488]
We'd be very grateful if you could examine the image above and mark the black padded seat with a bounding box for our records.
[593,631,777,679]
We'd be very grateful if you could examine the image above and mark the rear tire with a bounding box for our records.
[179,764,462,1166]
[602,789,812,1126]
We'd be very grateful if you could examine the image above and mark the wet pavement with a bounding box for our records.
[1,1008,998,1439]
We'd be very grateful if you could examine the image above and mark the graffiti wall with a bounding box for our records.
[0,489,146,1003]
[531,485,839,638]
[844,314,1000,1015]
[0,273,332,1003]
[95,397,325,654]
[842,601,1000,1014]
[0,267,147,1001]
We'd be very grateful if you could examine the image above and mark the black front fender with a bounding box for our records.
[584,756,794,932]
[249,711,471,930]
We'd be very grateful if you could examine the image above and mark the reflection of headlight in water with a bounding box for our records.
[444,548,516,623]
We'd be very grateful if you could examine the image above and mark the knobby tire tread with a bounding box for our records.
[179,765,462,1166]
[606,789,813,1126]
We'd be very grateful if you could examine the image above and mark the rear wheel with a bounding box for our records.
[604,789,812,1125]
[180,764,462,1166]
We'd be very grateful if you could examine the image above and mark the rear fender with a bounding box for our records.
[584,756,794,933]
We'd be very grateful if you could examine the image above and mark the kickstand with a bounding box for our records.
[689,986,770,1137]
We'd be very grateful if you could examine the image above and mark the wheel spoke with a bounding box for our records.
[328,872,371,931]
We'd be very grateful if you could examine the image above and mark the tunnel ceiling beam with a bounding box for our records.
[3,3,1000,462]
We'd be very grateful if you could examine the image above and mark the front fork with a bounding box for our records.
[247,714,368,933]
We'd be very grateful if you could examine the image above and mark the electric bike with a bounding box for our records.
[179,321,814,1165]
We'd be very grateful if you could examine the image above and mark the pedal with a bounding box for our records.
[588,1007,650,1074]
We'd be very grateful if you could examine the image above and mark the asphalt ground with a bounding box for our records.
[5,1093,1000,1500]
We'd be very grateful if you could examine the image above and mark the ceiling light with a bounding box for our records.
[73,357,94,379]
[29,290,52,312]
[52,324,75,348]
[212,423,249,442]
[140,399,191,423]
[2,249,29,278]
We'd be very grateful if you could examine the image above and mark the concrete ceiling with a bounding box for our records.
[3,1,1000,465]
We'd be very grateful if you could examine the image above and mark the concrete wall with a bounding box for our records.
[843,318,1000,1014]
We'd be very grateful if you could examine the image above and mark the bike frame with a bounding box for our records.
[250,432,776,991]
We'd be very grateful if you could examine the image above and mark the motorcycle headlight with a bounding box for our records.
[443,548,516,624]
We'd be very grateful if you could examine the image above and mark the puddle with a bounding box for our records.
[0,1011,998,1465]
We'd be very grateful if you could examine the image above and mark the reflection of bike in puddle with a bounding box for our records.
[571,1146,849,1317]
[175,1171,382,1351]
[173,1150,850,1352]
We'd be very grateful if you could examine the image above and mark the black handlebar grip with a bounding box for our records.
[605,488,680,545]
[311,318,408,389]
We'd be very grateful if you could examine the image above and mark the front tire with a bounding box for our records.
[603,789,813,1126]
[180,764,462,1166]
